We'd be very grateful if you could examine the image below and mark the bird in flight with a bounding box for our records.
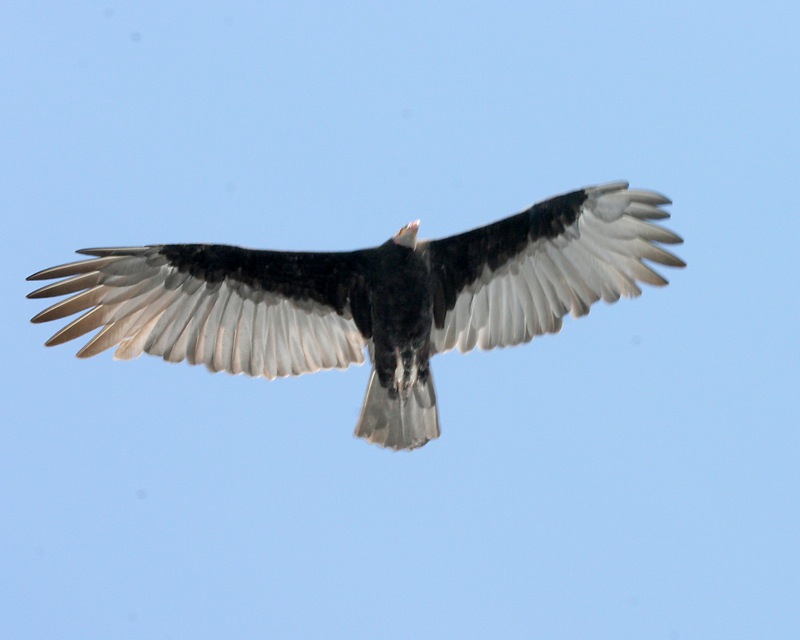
[28,181,684,450]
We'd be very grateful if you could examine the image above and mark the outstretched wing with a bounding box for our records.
[27,244,373,378]
[426,181,685,354]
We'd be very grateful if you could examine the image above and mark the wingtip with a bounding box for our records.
[27,268,55,282]
[76,246,152,257]
[626,188,672,206]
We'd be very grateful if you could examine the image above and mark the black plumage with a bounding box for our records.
[27,182,685,450]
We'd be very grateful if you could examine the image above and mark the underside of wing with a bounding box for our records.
[27,244,370,378]
[427,181,685,354]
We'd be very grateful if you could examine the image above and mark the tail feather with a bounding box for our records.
[354,370,440,450]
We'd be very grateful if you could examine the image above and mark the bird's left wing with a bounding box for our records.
[28,244,373,378]
[425,181,685,354]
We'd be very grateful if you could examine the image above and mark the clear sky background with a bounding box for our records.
[2,2,798,639]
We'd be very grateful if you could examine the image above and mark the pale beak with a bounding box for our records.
[393,220,421,247]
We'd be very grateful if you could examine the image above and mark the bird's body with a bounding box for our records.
[369,238,432,395]
[28,182,685,450]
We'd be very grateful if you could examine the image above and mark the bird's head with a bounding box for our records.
[392,220,420,248]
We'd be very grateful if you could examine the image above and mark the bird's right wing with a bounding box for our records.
[426,182,685,354]
[27,244,373,378]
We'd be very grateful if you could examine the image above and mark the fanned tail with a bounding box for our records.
[354,370,440,450]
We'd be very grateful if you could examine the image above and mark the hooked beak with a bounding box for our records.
[393,220,421,247]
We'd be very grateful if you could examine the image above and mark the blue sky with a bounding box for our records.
[2,2,799,638]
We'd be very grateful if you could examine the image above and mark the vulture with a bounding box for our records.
[27,181,684,450]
